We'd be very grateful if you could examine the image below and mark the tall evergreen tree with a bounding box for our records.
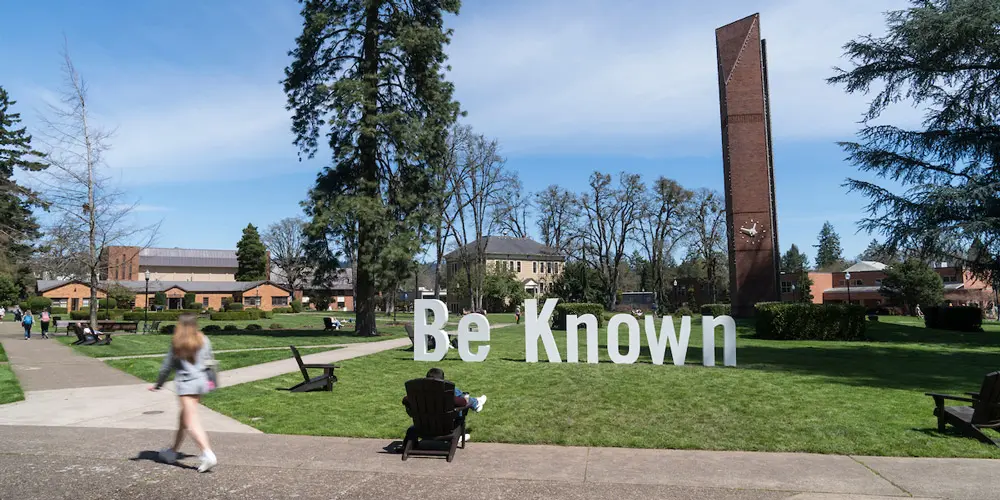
[236,224,268,281]
[0,86,47,292]
[814,221,844,271]
[780,244,810,273]
[828,0,1000,298]
[284,0,462,336]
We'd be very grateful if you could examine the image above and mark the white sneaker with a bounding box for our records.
[158,448,177,464]
[463,433,471,442]
[475,395,487,412]
[198,450,217,473]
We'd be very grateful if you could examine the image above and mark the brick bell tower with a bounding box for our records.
[715,13,781,318]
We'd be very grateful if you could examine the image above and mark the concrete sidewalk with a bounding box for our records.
[1,425,996,500]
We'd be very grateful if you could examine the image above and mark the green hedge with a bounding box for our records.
[226,302,244,312]
[272,307,294,314]
[223,324,240,331]
[291,300,304,313]
[675,306,694,317]
[245,324,262,331]
[19,296,52,312]
[160,324,176,334]
[700,303,731,316]
[123,311,186,321]
[924,306,982,332]
[202,325,222,333]
[209,310,273,321]
[755,302,867,341]
[552,303,606,330]
[50,307,68,315]
[70,309,131,320]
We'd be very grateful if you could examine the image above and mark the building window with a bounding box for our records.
[547,262,552,274]
[839,280,846,286]
[272,296,289,307]
[517,261,521,272]
[244,296,261,307]
[52,298,68,308]
[875,280,882,286]
[555,263,560,273]
[202,297,209,307]
[81,298,90,308]
[856,279,864,286]
[943,275,957,283]
[780,281,792,293]
[533,262,538,273]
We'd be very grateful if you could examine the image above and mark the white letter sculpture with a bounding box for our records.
[702,315,737,367]
[524,299,562,363]
[457,313,490,362]
[413,299,449,362]
[644,315,692,366]
[607,314,641,364]
[566,314,600,363]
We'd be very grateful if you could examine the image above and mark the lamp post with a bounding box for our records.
[144,270,150,334]
[673,279,679,307]
[845,272,852,305]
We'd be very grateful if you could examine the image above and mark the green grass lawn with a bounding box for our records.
[0,342,7,362]
[201,317,1000,458]
[58,325,406,358]
[0,364,25,405]
[105,347,337,383]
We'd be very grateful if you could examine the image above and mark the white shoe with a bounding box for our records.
[158,448,177,464]
[475,395,487,412]
[198,450,217,473]
[463,433,471,442]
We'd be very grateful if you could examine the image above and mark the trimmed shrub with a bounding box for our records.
[183,292,197,309]
[269,323,284,330]
[209,310,273,321]
[675,306,694,317]
[70,308,130,320]
[123,311,185,321]
[291,300,304,313]
[153,291,167,307]
[245,324,263,331]
[160,324,176,334]
[755,302,867,341]
[227,302,244,312]
[20,296,53,312]
[272,307,294,314]
[700,304,731,316]
[223,324,240,331]
[97,298,118,309]
[552,303,606,330]
[202,324,222,333]
[924,306,982,332]
[50,307,68,315]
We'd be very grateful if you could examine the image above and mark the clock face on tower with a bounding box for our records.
[737,217,766,246]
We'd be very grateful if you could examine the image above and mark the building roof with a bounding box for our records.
[843,261,888,273]
[138,247,239,268]
[37,279,291,294]
[445,236,564,261]
[823,283,965,294]
[272,267,353,290]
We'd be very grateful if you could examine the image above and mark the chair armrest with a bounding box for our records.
[966,392,980,398]
[925,392,978,404]
[302,363,339,369]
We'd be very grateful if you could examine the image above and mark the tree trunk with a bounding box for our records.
[353,0,380,337]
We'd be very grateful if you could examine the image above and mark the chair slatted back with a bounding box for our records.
[973,371,1000,425]
[404,378,459,438]
[289,346,310,382]
[405,324,415,343]
[324,317,333,329]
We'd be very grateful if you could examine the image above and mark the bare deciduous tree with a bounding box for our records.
[578,171,644,310]
[535,185,578,257]
[493,174,531,239]
[263,217,309,292]
[35,48,158,328]
[689,188,727,303]
[636,177,694,308]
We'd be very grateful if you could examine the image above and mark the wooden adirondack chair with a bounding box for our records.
[401,378,472,462]
[405,324,436,350]
[279,346,339,392]
[926,371,1000,446]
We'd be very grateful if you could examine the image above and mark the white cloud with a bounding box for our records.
[447,0,921,154]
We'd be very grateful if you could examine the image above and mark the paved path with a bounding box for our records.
[1,425,997,500]
[100,343,347,360]
[0,323,408,432]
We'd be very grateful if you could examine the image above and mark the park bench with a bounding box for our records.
[926,371,1000,446]
[323,317,344,331]
[69,324,111,346]
[400,377,471,462]
[279,346,339,392]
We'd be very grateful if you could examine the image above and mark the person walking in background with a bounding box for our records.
[21,310,33,340]
[915,304,924,319]
[514,305,521,325]
[149,314,218,473]
[39,309,51,339]
[0,305,6,323]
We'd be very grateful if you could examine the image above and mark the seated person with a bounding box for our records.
[402,367,487,416]
[83,325,108,341]
[330,317,342,329]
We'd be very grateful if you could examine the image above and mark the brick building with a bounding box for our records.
[780,261,995,311]
[444,236,565,312]
[37,279,293,312]
[101,246,269,282]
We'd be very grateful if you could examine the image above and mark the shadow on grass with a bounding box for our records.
[205,329,386,339]
[865,321,1000,348]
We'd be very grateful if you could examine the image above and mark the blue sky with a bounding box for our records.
[1,0,919,264]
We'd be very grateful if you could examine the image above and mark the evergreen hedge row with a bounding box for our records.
[924,306,982,332]
[700,303,731,316]
[210,310,273,321]
[755,302,867,341]
[552,303,606,330]
[123,311,187,321]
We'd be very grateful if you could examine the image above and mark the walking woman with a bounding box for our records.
[149,314,218,472]
[21,310,33,340]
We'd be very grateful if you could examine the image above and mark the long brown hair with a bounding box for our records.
[172,314,204,362]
